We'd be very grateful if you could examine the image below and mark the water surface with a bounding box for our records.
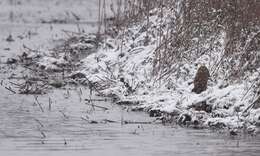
[0,0,260,156]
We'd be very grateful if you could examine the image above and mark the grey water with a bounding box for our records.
[0,0,260,156]
[1,84,260,156]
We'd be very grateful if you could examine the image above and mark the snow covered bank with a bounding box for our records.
[10,1,260,135]
[76,5,260,134]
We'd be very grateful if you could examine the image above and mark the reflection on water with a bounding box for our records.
[0,87,260,156]
[0,0,260,156]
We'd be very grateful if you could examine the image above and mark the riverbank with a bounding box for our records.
[3,0,260,137]
[1,0,260,155]
[7,2,259,136]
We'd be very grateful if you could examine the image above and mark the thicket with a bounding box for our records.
[100,0,260,82]
[153,0,260,81]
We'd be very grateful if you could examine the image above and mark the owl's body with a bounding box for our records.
[192,65,210,94]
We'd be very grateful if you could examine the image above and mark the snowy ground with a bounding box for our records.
[36,6,260,134]
[6,1,260,134]
[1,0,260,155]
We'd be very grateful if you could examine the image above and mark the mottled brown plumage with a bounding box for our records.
[192,65,210,94]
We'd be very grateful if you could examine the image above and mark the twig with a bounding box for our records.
[40,131,46,138]
[123,121,152,124]
[61,29,83,36]
[34,96,44,112]
[59,110,69,119]
[79,88,83,95]
[23,44,44,54]
[7,76,25,80]
[34,118,44,127]
[84,77,103,95]
[85,102,109,110]
[71,11,81,21]
[239,73,260,112]
[48,97,52,111]
[4,86,16,94]
[85,98,110,102]
[241,79,258,101]
[242,97,259,114]
[81,117,98,124]
[9,81,22,87]
[81,117,89,122]
[102,119,118,123]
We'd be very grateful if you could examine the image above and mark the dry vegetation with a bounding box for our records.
[152,0,260,79]
[109,0,260,86]
[3,0,260,132]
[6,0,260,97]
[103,0,260,78]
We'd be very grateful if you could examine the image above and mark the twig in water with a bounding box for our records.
[76,89,82,102]
[71,11,81,21]
[61,29,82,36]
[81,117,98,124]
[85,98,110,102]
[85,102,109,110]
[84,77,103,95]
[4,86,16,94]
[102,119,118,123]
[34,96,44,112]
[40,131,46,138]
[76,23,82,33]
[130,129,139,135]
[48,97,52,111]
[81,117,89,122]
[123,121,152,124]
[62,89,70,99]
[59,110,69,119]
[121,112,124,125]
[79,88,83,95]
[87,95,95,111]
[65,89,70,99]
[64,138,67,145]
[34,118,44,127]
